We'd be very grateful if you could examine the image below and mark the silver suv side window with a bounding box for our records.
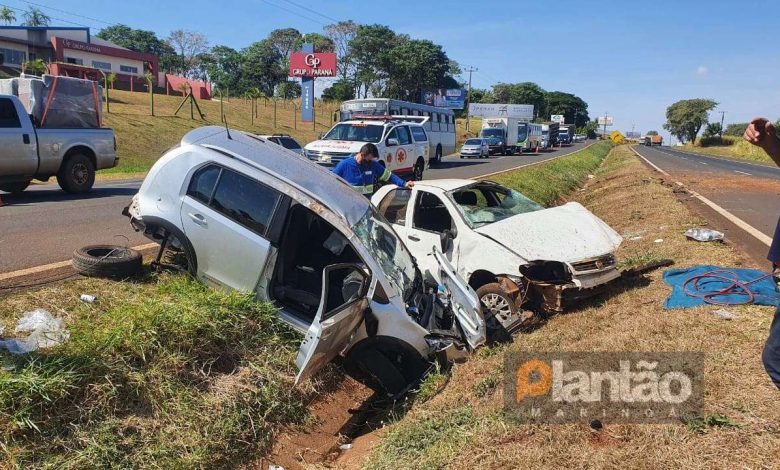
[187,164,281,236]
[187,165,221,204]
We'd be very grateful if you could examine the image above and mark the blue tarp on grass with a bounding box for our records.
[663,265,780,309]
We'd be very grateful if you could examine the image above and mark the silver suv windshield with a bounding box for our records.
[323,123,385,143]
[353,208,417,300]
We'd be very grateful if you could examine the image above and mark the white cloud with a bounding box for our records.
[696,65,709,76]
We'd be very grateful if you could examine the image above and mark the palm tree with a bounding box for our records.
[22,7,50,27]
[0,7,16,25]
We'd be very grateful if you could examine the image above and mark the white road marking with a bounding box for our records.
[632,147,772,247]
[734,170,752,176]
[0,242,159,282]
[631,147,670,175]
[699,161,708,165]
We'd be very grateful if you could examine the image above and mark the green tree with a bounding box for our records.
[293,33,335,53]
[491,82,546,117]
[23,58,47,75]
[201,45,243,96]
[107,72,117,89]
[22,7,49,26]
[723,122,748,137]
[383,39,455,101]
[545,91,590,127]
[167,30,209,78]
[0,7,16,25]
[703,122,723,138]
[663,98,717,143]
[322,78,355,101]
[468,88,492,104]
[324,20,358,83]
[646,130,659,135]
[267,28,302,68]
[348,24,398,98]
[97,25,178,72]
[275,80,301,99]
[240,40,285,97]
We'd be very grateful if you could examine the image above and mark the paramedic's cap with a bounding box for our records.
[359,143,379,159]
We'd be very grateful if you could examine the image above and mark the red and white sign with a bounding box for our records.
[289,52,337,78]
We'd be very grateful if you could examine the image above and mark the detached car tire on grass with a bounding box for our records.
[72,245,143,278]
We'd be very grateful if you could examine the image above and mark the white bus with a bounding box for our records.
[517,122,542,152]
[338,98,456,163]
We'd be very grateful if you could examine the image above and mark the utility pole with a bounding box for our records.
[719,111,726,135]
[602,112,608,139]
[464,66,477,133]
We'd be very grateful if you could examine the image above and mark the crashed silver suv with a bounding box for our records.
[124,127,486,395]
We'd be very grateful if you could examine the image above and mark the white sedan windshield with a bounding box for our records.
[449,183,543,228]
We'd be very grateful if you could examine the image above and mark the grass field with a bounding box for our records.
[356,145,780,469]
[0,271,341,468]
[489,140,612,207]
[681,136,775,165]
[100,89,340,177]
[99,90,481,178]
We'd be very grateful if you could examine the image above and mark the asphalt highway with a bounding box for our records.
[633,145,780,265]
[0,142,588,275]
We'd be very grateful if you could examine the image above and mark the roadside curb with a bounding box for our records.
[631,146,772,247]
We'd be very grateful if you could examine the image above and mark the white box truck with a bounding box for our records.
[479,117,520,155]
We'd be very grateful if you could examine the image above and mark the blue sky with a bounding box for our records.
[8,0,780,139]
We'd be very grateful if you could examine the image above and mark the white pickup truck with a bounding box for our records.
[0,94,116,194]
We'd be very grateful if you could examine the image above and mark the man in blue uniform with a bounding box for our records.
[332,143,414,196]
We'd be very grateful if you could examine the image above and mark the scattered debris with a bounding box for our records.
[268,465,285,470]
[685,228,724,243]
[80,294,97,303]
[0,309,70,354]
[590,419,603,431]
[711,308,737,320]
[587,174,595,179]
[629,236,643,241]
[339,443,353,450]
[654,239,664,243]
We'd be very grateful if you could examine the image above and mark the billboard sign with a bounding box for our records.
[289,52,337,78]
[421,89,466,109]
[469,103,534,119]
[598,116,614,126]
[550,114,565,124]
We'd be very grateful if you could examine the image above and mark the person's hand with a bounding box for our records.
[745,117,780,158]
[404,181,415,189]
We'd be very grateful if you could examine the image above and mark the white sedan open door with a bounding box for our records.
[295,263,370,385]
[432,247,486,349]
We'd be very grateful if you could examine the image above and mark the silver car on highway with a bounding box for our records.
[460,138,489,158]
[125,126,486,395]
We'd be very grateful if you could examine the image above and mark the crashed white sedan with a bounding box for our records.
[372,179,623,332]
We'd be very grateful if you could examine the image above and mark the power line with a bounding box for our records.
[278,0,339,23]
[15,0,116,26]
[0,3,90,27]
[257,0,327,26]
